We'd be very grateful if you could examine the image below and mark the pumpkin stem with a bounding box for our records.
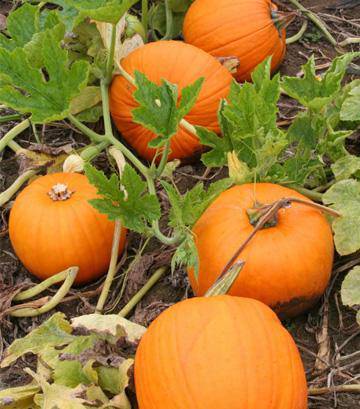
[48,183,74,201]
[205,261,245,297]
[214,197,341,287]
[271,10,297,34]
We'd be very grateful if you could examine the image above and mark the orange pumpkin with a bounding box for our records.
[183,0,288,82]
[188,183,334,317]
[9,173,127,284]
[109,40,233,161]
[135,295,308,409]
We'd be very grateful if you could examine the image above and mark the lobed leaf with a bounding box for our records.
[85,164,161,233]
[0,23,90,123]
[132,71,203,147]
[323,179,360,255]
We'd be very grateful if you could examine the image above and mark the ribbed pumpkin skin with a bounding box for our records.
[183,0,286,82]
[109,41,233,161]
[188,184,334,317]
[135,295,308,409]
[9,173,127,284]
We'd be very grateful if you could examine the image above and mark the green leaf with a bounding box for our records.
[70,86,102,115]
[197,126,230,167]
[85,164,161,233]
[340,85,360,121]
[220,60,286,180]
[282,53,360,110]
[132,71,203,148]
[162,178,232,229]
[1,313,74,368]
[39,0,137,29]
[323,179,360,255]
[0,4,39,50]
[331,155,360,180]
[171,232,199,274]
[341,266,360,307]
[0,23,90,123]
[148,3,186,38]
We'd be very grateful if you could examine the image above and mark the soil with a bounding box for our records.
[0,0,360,408]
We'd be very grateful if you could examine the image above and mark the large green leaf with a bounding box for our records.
[0,23,89,123]
[340,85,360,121]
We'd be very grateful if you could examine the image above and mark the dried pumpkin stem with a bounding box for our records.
[286,20,308,44]
[119,266,167,317]
[0,119,30,153]
[9,267,78,317]
[308,384,360,395]
[288,0,337,46]
[205,261,245,297]
[217,196,341,282]
[96,220,123,314]
[14,268,73,302]
[0,169,37,207]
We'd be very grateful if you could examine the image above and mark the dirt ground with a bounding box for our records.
[0,0,360,408]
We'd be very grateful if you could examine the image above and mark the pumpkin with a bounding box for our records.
[109,40,232,161]
[188,183,334,317]
[9,173,127,284]
[135,295,308,409]
[183,0,288,82]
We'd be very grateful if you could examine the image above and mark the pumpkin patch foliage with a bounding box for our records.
[0,0,359,408]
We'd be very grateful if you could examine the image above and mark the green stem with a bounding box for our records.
[10,267,78,317]
[68,114,103,143]
[0,169,37,207]
[80,141,110,161]
[156,140,171,177]
[286,20,308,44]
[101,79,113,136]
[0,114,22,123]
[339,37,360,47]
[96,220,123,313]
[8,140,23,153]
[141,0,148,42]
[288,0,337,46]
[162,0,173,40]
[119,266,167,317]
[0,119,30,153]
[14,268,73,302]
[289,185,323,202]
[106,24,117,84]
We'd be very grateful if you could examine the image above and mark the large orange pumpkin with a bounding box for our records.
[188,183,334,317]
[135,295,308,409]
[183,0,288,82]
[109,40,233,161]
[9,173,127,284]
